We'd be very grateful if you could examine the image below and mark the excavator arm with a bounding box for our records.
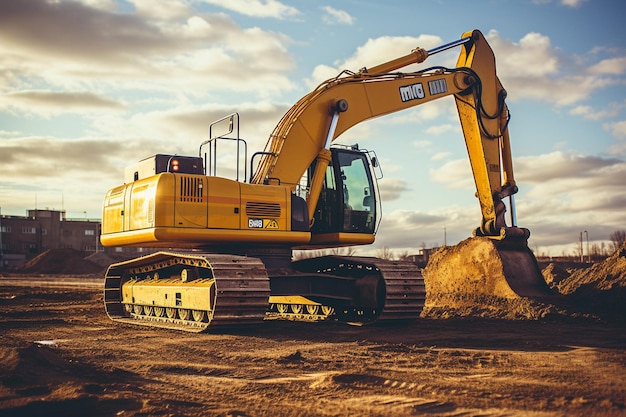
[252,30,522,240]
[454,30,520,239]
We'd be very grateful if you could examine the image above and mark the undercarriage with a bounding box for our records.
[104,251,425,332]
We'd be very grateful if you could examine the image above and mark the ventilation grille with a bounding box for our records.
[179,177,204,202]
[246,202,281,217]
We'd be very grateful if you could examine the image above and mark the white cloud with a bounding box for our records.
[604,120,626,155]
[515,151,624,184]
[307,29,624,117]
[372,206,478,251]
[561,0,588,7]
[128,0,191,20]
[378,178,410,201]
[73,0,117,11]
[343,35,443,72]
[486,30,620,107]
[197,0,299,19]
[429,158,473,190]
[0,136,133,209]
[425,151,626,223]
[514,153,626,249]
[425,124,459,135]
[569,102,623,120]
[588,57,626,75]
[605,120,626,140]
[386,100,455,125]
[0,99,289,217]
[0,90,126,117]
[321,6,355,25]
[431,152,452,161]
[491,31,559,78]
[511,152,626,247]
[371,152,626,253]
[531,0,588,7]
[90,101,289,151]
[0,0,296,100]
[413,140,432,148]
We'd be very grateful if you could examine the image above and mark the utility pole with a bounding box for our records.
[579,231,583,263]
[443,226,447,247]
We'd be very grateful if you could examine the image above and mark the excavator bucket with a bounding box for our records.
[422,236,555,318]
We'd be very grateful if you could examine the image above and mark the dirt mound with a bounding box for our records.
[84,251,118,269]
[0,343,142,416]
[422,238,626,322]
[1,343,76,392]
[17,249,103,275]
[542,263,571,288]
[422,237,558,320]
[555,243,626,321]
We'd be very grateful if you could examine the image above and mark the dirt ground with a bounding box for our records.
[1,277,625,417]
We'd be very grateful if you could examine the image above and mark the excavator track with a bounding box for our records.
[292,256,426,324]
[266,296,336,322]
[104,251,270,333]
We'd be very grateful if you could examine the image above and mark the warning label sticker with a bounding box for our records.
[248,218,279,229]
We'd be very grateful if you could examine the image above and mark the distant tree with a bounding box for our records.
[609,229,626,252]
[590,242,605,261]
[396,250,410,261]
[376,247,394,260]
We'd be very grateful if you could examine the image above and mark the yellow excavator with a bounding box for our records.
[101,30,551,332]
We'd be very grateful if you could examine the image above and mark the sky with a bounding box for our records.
[1,0,625,258]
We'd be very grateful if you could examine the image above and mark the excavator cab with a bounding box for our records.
[309,146,379,245]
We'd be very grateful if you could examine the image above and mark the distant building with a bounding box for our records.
[407,246,441,268]
[0,209,146,268]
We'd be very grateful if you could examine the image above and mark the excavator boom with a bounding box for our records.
[252,30,520,240]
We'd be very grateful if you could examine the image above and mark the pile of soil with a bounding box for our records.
[550,242,626,321]
[17,249,103,275]
[541,263,571,288]
[421,237,559,320]
[83,251,119,269]
[422,238,626,322]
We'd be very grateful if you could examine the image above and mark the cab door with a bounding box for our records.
[311,147,377,235]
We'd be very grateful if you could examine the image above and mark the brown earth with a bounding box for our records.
[16,249,104,276]
[1,281,625,417]
[0,242,625,416]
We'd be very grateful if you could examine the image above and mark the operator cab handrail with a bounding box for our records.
[199,112,248,182]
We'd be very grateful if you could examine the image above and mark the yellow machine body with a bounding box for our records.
[102,160,376,248]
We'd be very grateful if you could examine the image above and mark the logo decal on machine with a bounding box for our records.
[248,218,279,229]
[399,83,425,102]
[428,78,448,95]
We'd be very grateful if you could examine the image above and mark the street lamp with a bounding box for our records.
[584,230,589,263]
